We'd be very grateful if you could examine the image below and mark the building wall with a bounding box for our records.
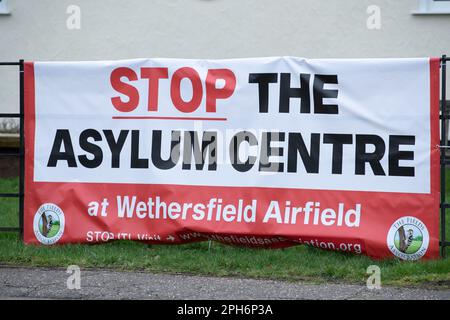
[0,0,449,116]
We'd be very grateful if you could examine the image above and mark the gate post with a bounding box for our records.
[19,59,24,240]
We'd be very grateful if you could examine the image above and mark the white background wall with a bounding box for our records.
[0,0,449,116]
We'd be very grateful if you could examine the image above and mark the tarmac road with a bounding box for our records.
[0,266,449,300]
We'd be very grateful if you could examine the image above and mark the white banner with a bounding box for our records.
[32,57,431,193]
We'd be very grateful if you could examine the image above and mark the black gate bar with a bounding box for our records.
[440,55,449,257]
[19,59,24,239]
[0,62,21,66]
[0,113,21,118]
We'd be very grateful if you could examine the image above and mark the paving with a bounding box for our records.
[0,266,449,300]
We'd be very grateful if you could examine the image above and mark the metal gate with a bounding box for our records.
[0,57,448,257]
[0,60,23,240]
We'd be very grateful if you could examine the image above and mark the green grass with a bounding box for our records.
[394,239,423,255]
[39,224,60,238]
[0,176,449,288]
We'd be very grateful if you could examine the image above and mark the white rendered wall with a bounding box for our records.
[0,0,449,116]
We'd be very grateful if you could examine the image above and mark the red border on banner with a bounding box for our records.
[22,59,442,259]
[23,62,35,243]
[430,57,440,198]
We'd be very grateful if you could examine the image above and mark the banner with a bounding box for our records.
[24,57,440,260]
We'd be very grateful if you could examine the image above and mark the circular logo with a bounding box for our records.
[386,216,429,260]
[33,203,65,245]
